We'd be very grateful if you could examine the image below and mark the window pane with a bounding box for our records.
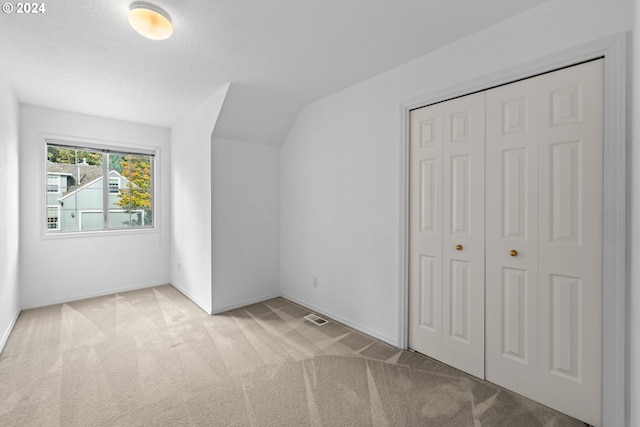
[46,145,103,234]
[111,153,153,229]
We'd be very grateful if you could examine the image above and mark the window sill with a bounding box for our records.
[40,226,159,241]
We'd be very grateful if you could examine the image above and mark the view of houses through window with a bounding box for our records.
[46,141,154,234]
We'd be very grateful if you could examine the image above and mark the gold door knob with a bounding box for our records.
[455,244,462,251]
[510,249,518,257]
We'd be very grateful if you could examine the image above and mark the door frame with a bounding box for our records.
[398,33,627,426]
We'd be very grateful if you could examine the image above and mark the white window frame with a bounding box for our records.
[43,137,159,238]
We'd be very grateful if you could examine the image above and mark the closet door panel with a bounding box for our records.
[409,104,444,360]
[537,59,603,426]
[486,77,539,397]
[441,92,485,379]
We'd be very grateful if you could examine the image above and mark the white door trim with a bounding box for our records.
[398,33,627,427]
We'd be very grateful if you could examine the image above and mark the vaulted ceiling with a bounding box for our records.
[0,0,548,145]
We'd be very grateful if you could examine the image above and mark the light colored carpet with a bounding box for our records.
[0,285,582,426]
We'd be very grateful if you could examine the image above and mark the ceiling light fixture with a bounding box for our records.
[128,1,173,40]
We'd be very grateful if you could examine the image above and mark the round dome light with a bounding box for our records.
[128,2,173,40]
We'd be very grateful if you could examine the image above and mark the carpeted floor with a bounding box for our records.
[0,285,582,426]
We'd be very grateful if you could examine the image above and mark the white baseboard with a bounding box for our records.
[0,309,20,355]
[20,281,169,310]
[279,293,399,348]
[170,282,212,314]
[211,292,281,315]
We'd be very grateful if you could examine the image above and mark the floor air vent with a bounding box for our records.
[304,313,329,325]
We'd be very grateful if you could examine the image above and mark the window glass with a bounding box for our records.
[109,151,153,229]
[46,142,154,234]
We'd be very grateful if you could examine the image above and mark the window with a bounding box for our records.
[45,140,155,234]
[47,175,60,193]
[47,206,60,230]
[109,177,120,193]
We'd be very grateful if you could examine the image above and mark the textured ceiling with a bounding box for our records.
[0,0,548,142]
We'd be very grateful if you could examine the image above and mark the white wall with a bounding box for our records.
[210,137,280,312]
[281,0,631,344]
[0,74,19,352]
[19,105,171,308]
[170,85,229,313]
[213,84,303,146]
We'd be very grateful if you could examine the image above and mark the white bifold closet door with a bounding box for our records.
[485,59,603,426]
[409,59,603,425]
[409,92,486,379]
